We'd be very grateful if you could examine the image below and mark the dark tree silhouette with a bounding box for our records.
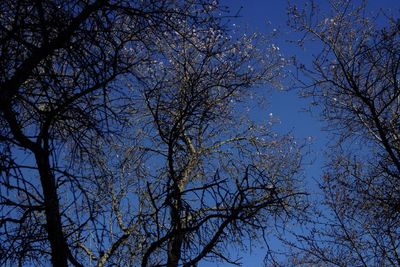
[0,0,304,266]
[104,27,303,267]
[282,0,400,265]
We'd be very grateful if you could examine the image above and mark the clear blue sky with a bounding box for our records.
[199,1,400,266]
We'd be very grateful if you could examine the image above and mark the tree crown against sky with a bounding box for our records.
[1,0,399,266]
[0,1,305,266]
[276,0,400,266]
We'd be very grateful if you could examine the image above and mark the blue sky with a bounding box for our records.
[198,0,400,266]
[5,1,397,266]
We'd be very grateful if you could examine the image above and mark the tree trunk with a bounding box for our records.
[166,184,184,267]
[35,150,68,267]
[167,204,183,267]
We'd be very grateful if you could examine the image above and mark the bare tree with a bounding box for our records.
[0,0,304,266]
[71,17,304,267]
[0,1,226,266]
[281,0,400,265]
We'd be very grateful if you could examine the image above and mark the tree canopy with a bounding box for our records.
[0,0,303,266]
[1,0,399,266]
